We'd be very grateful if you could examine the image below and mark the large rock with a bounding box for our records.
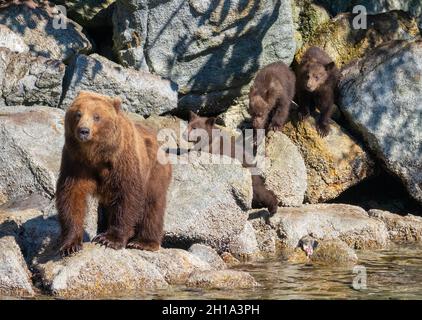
[295,11,420,67]
[283,116,374,203]
[61,54,178,115]
[227,221,261,260]
[113,0,296,111]
[0,48,65,108]
[340,40,422,204]
[0,236,35,297]
[0,25,29,53]
[34,244,223,298]
[0,3,92,62]
[251,204,389,251]
[164,153,253,252]
[50,0,115,28]
[259,131,307,207]
[369,209,422,242]
[0,107,64,205]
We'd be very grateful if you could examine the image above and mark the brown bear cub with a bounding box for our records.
[249,62,296,133]
[296,46,340,137]
[185,112,278,215]
[56,91,172,256]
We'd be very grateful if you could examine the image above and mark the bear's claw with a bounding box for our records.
[92,233,125,250]
[126,241,160,252]
[60,243,82,257]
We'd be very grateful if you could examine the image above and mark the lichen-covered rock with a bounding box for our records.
[296,11,419,67]
[0,25,28,53]
[0,3,92,61]
[227,221,261,260]
[253,204,389,251]
[50,0,115,28]
[260,131,307,207]
[369,209,422,242]
[0,107,64,205]
[282,115,374,203]
[61,54,178,115]
[340,40,422,205]
[0,236,35,297]
[164,153,253,252]
[186,270,259,289]
[113,0,296,111]
[292,0,330,49]
[188,244,227,271]
[0,48,65,108]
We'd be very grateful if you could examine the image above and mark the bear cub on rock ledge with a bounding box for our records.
[56,91,172,257]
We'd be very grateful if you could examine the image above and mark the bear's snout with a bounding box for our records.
[78,127,91,141]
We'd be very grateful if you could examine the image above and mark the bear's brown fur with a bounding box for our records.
[248,62,296,133]
[56,91,172,256]
[296,46,340,137]
[185,112,278,215]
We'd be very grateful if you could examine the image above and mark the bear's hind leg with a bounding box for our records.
[127,164,170,252]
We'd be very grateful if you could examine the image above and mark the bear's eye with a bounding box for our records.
[75,111,82,120]
[93,114,101,122]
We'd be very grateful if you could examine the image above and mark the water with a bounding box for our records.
[145,244,422,300]
[3,244,422,300]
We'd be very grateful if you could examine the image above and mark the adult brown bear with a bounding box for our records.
[56,91,172,256]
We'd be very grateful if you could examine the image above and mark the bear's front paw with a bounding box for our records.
[316,122,330,138]
[92,232,126,250]
[60,241,82,257]
[298,110,310,121]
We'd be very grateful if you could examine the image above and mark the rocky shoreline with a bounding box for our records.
[0,0,421,299]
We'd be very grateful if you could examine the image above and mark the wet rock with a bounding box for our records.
[282,116,374,203]
[188,244,227,271]
[260,131,307,207]
[227,222,262,260]
[0,3,92,61]
[253,204,389,250]
[220,252,241,267]
[186,270,259,289]
[0,107,64,205]
[61,54,178,115]
[0,48,65,108]
[0,25,29,53]
[113,0,296,111]
[296,11,419,67]
[369,209,422,242]
[340,40,422,205]
[287,239,358,266]
[0,236,35,297]
[164,153,253,252]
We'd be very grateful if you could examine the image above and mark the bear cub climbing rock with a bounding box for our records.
[296,47,340,137]
[248,62,296,133]
[56,91,172,256]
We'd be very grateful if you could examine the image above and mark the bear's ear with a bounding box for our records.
[189,111,198,121]
[205,117,216,127]
[325,62,336,71]
[113,98,122,113]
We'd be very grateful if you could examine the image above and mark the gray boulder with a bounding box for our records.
[188,244,227,270]
[164,153,253,251]
[227,221,261,260]
[0,236,35,297]
[251,204,389,251]
[369,209,422,242]
[0,48,65,108]
[0,107,64,205]
[0,3,92,62]
[61,54,178,115]
[340,40,422,204]
[113,0,296,111]
[186,270,259,289]
[0,25,29,53]
[259,131,307,207]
